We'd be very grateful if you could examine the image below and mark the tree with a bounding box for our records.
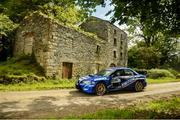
[0,14,17,37]
[76,0,179,36]
[109,0,179,36]
[126,18,158,47]
[127,17,179,66]
[120,7,179,67]
[0,14,17,61]
[128,44,161,69]
[153,33,178,66]
[39,3,85,25]
[0,0,92,24]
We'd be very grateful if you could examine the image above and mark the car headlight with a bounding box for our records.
[81,80,95,85]
[83,80,91,85]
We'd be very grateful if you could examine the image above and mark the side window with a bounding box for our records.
[124,69,134,76]
[112,70,124,77]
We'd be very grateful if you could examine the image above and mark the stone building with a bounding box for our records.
[14,12,128,79]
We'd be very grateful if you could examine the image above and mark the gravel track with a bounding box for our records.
[0,82,180,118]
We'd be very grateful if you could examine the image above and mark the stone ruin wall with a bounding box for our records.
[81,17,128,67]
[14,13,128,79]
[45,22,107,78]
[14,14,108,78]
[14,14,51,74]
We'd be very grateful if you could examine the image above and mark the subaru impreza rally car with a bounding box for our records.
[76,67,147,95]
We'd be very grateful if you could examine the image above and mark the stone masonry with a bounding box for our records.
[14,12,128,79]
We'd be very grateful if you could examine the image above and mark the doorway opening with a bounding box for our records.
[62,62,73,79]
[23,32,34,54]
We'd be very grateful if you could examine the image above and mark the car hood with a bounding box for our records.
[79,74,108,82]
[137,74,146,78]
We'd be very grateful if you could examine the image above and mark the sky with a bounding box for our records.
[92,0,113,21]
[92,1,128,31]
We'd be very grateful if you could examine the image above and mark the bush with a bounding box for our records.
[147,69,175,79]
[128,46,161,69]
[176,74,180,79]
[167,69,180,78]
[133,68,148,75]
[167,69,178,76]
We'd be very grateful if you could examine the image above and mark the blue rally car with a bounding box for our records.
[76,67,147,95]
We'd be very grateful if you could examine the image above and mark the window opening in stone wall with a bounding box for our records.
[121,46,123,50]
[110,63,116,67]
[121,34,123,40]
[96,45,100,54]
[113,51,117,58]
[114,29,116,35]
[120,52,123,59]
[114,38,117,46]
[121,41,123,45]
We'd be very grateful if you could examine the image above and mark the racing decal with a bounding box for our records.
[94,77,107,81]
[111,76,121,83]
[107,76,121,89]
[79,75,92,81]
[121,77,136,88]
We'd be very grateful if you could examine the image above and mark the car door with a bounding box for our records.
[110,70,124,88]
[121,69,135,88]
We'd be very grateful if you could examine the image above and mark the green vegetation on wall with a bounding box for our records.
[0,55,45,84]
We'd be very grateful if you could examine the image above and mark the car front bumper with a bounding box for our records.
[76,83,95,94]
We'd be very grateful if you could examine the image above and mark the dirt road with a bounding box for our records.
[0,82,180,118]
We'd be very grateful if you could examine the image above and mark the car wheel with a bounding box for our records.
[95,83,106,96]
[134,81,144,92]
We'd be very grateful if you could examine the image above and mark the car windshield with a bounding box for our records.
[96,69,114,77]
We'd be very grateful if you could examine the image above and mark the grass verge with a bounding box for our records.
[68,97,180,119]
[0,79,76,91]
[0,77,179,91]
[147,77,180,84]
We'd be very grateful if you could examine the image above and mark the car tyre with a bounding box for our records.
[95,83,106,96]
[134,81,144,92]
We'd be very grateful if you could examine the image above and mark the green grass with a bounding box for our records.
[0,77,179,91]
[0,79,76,91]
[68,97,180,119]
[147,77,180,84]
